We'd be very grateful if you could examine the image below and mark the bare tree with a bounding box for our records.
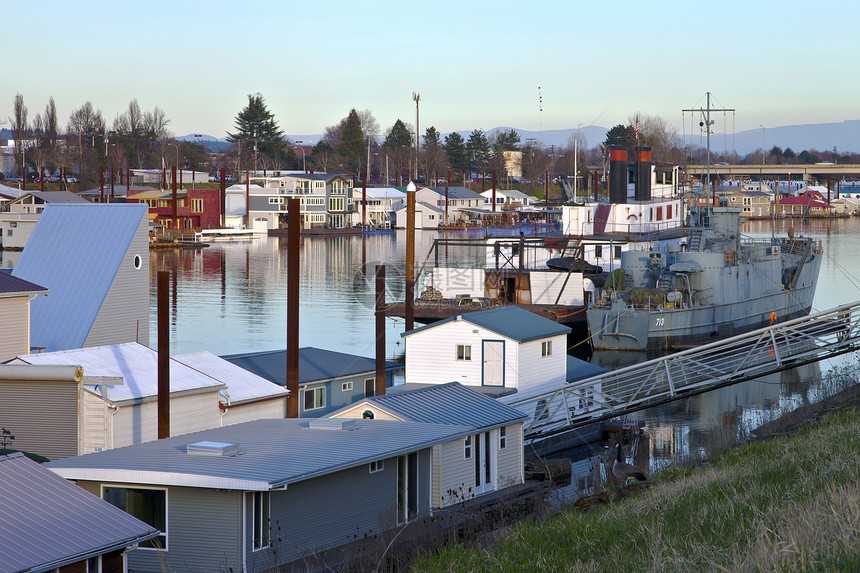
[626,112,684,163]
[10,93,28,177]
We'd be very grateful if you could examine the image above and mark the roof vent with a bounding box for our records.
[308,418,358,431]
[186,441,240,457]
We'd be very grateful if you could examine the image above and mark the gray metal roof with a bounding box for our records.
[174,351,289,405]
[11,204,148,352]
[0,271,48,297]
[11,191,90,205]
[45,418,473,491]
[0,452,158,573]
[424,186,484,200]
[566,355,606,382]
[331,382,526,429]
[222,347,400,386]
[402,306,571,343]
[17,342,226,404]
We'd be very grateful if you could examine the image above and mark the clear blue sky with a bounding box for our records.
[4,0,859,141]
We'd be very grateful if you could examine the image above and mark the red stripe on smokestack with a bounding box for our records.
[610,150,628,161]
[637,150,652,162]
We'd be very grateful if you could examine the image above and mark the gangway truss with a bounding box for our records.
[512,301,860,441]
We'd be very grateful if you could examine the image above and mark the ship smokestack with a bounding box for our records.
[636,146,652,201]
[609,147,628,204]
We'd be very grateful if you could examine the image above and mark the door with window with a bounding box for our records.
[473,431,494,495]
[482,340,504,386]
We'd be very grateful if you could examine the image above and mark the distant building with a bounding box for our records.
[249,172,355,230]
[223,347,400,418]
[351,186,405,228]
[0,191,90,249]
[127,187,222,230]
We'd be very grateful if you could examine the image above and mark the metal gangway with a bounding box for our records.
[512,301,860,441]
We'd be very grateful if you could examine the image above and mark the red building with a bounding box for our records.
[127,188,222,229]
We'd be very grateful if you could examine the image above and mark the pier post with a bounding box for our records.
[157,271,170,439]
[220,167,226,228]
[171,166,177,232]
[375,265,387,396]
[286,197,301,418]
[406,181,416,331]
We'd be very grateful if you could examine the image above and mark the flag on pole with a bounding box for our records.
[635,115,640,142]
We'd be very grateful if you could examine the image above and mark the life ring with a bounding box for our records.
[769,311,777,325]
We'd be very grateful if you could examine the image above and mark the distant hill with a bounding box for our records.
[716,120,860,155]
[176,133,231,152]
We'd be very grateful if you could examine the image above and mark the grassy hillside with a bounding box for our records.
[414,408,860,572]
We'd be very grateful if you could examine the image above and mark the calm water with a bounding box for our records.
[146,218,860,474]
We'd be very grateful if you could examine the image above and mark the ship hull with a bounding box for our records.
[588,255,822,351]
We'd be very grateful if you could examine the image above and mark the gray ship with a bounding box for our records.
[587,203,822,351]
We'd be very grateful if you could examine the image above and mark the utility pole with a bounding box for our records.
[412,92,420,182]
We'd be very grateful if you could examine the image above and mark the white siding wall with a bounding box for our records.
[437,439,475,507]
[84,216,149,348]
[220,398,286,426]
[515,334,567,393]
[529,271,585,305]
[496,423,524,488]
[111,391,222,448]
[80,389,111,454]
[405,320,517,388]
[0,296,30,362]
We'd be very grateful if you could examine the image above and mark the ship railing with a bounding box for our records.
[510,300,860,440]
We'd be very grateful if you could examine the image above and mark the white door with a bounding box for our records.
[482,340,504,386]
[474,431,495,495]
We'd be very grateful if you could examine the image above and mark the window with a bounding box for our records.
[667,205,673,219]
[364,378,375,397]
[656,206,663,221]
[457,344,471,361]
[614,246,622,259]
[594,245,603,259]
[369,460,384,473]
[191,198,203,212]
[541,340,552,357]
[464,435,472,459]
[341,381,353,392]
[499,426,507,449]
[329,197,344,211]
[362,409,375,419]
[253,491,270,550]
[268,197,284,204]
[303,387,325,410]
[157,199,169,208]
[5,229,11,237]
[103,486,167,549]
[534,399,549,421]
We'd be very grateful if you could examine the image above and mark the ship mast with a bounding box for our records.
[683,92,734,202]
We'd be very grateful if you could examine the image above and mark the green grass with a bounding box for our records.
[413,408,860,572]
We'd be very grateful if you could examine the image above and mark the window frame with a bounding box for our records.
[499,426,507,450]
[101,484,167,551]
[303,386,326,411]
[341,381,353,392]
[369,460,384,473]
[456,344,472,361]
[464,435,472,460]
[364,377,375,397]
[252,491,270,551]
[541,340,552,357]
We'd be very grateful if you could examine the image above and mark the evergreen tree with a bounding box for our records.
[444,132,469,175]
[424,126,441,147]
[467,129,490,176]
[603,124,636,149]
[227,93,284,144]
[384,119,412,149]
[338,108,365,173]
[493,128,520,151]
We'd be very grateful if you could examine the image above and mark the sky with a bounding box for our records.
[4,0,860,143]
